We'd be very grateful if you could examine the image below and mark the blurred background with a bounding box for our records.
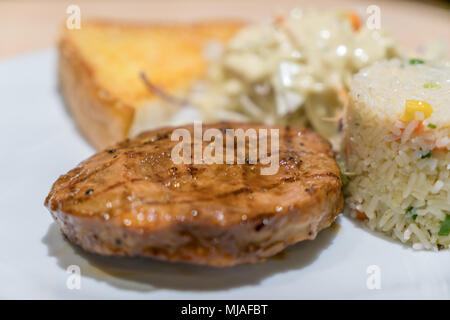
[1,0,449,59]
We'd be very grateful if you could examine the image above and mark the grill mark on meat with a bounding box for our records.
[307,172,341,181]
[95,181,127,194]
[69,159,118,186]
[63,165,339,210]
[74,174,335,209]
[48,160,120,206]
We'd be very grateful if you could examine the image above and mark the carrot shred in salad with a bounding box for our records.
[275,14,285,24]
[347,11,361,31]
[355,210,368,221]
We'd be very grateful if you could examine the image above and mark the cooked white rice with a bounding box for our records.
[343,59,450,250]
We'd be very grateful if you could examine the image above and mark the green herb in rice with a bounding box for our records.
[420,151,432,159]
[438,215,450,236]
[424,82,441,89]
[409,58,425,65]
[406,206,418,220]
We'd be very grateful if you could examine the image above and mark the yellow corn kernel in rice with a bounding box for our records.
[401,100,433,122]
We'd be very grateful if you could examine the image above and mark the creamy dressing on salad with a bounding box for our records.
[188,9,403,148]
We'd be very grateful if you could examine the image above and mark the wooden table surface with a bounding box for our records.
[1,0,449,60]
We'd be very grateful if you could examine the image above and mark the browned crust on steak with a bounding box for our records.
[45,122,343,266]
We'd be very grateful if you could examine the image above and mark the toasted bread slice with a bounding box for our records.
[59,20,243,149]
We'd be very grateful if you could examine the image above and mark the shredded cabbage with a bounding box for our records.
[188,9,404,149]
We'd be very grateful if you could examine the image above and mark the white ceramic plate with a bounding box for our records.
[0,48,449,300]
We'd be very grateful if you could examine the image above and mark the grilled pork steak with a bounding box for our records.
[45,122,343,266]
